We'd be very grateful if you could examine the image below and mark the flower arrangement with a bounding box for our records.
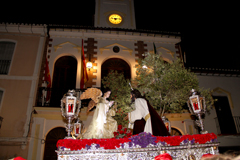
[113,125,132,138]
[57,132,218,151]
[156,132,217,146]
[57,137,131,150]
[129,132,156,148]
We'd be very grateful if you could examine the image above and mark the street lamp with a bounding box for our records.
[187,89,208,134]
[61,90,81,138]
[86,61,92,70]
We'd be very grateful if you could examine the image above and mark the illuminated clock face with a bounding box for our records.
[109,14,122,24]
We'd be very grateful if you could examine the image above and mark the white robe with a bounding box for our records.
[83,97,117,139]
[128,98,152,134]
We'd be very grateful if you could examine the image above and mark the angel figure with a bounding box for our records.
[80,87,117,139]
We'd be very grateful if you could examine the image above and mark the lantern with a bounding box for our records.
[61,90,81,138]
[187,89,208,134]
[162,116,171,134]
[86,61,92,70]
[188,89,206,114]
[73,118,82,137]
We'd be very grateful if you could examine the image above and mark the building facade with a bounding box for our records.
[0,0,240,159]
[0,24,47,159]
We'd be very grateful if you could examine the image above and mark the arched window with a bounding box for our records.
[0,41,15,74]
[101,58,131,90]
[50,56,77,107]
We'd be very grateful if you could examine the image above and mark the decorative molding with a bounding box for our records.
[150,47,175,58]
[56,142,219,160]
[134,41,148,64]
[0,75,37,80]
[23,36,45,138]
[164,113,192,121]
[49,30,180,42]
[53,41,81,53]
[0,137,29,142]
[84,38,97,88]
[0,137,29,149]
[33,107,63,120]
[32,124,40,159]
[0,23,47,35]
[100,43,133,55]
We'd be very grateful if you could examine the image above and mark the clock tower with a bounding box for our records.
[94,0,136,29]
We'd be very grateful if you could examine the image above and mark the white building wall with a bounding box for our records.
[198,75,240,147]
[198,76,240,116]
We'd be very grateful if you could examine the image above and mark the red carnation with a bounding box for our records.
[127,132,132,137]
[114,132,119,136]
[118,125,122,130]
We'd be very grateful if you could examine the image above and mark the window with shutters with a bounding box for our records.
[0,41,15,74]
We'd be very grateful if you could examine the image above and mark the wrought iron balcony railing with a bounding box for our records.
[35,87,91,108]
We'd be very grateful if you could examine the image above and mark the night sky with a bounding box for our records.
[0,1,237,70]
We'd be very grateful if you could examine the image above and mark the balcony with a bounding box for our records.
[35,87,91,108]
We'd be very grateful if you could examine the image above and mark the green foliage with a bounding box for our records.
[102,70,133,126]
[101,53,214,123]
[198,88,215,113]
[133,52,213,115]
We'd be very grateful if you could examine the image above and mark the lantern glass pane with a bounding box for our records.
[190,96,201,113]
[187,100,194,114]
[66,98,75,113]
[191,97,199,111]
[74,123,81,135]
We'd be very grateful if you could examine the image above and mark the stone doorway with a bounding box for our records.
[43,127,67,160]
